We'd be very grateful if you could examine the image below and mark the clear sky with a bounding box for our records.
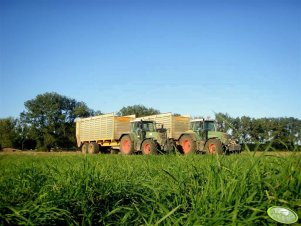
[1,0,300,119]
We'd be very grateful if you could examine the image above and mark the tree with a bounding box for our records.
[239,116,252,143]
[214,113,301,151]
[215,113,233,133]
[21,92,94,151]
[0,117,18,149]
[117,105,160,117]
[14,117,36,150]
[92,110,103,116]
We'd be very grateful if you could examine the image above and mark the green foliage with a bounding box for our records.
[215,113,301,151]
[0,153,300,225]
[117,104,160,117]
[14,118,36,150]
[0,117,18,149]
[21,92,94,151]
[92,110,103,116]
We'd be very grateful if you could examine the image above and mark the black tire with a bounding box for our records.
[120,135,134,155]
[81,143,89,154]
[205,139,223,154]
[88,142,99,154]
[179,135,197,154]
[141,139,158,155]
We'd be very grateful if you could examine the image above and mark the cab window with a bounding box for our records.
[191,122,203,131]
[205,121,216,131]
[142,122,155,132]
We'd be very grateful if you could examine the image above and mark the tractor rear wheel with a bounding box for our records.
[120,135,134,155]
[88,142,99,154]
[142,139,158,155]
[81,143,89,154]
[179,135,196,154]
[205,139,223,154]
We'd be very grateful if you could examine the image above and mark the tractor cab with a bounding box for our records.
[190,119,216,132]
[191,118,232,145]
[131,119,160,140]
[129,119,169,153]
[190,119,217,139]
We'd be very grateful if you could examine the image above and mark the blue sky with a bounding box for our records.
[1,0,300,119]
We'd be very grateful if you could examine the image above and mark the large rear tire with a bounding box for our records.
[81,143,89,154]
[205,139,223,154]
[88,142,99,154]
[142,139,158,155]
[120,135,134,155]
[179,135,197,154]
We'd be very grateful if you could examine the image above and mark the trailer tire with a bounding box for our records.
[81,143,89,154]
[142,139,158,155]
[180,135,196,154]
[120,135,134,155]
[205,139,223,154]
[88,142,99,154]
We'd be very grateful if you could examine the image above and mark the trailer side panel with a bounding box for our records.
[137,113,190,140]
[76,113,133,147]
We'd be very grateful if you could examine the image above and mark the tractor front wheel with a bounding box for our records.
[205,139,223,154]
[142,139,158,155]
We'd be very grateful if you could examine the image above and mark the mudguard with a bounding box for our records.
[179,132,198,142]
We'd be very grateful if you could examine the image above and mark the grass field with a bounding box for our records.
[0,151,300,225]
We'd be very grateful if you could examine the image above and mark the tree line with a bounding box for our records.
[215,113,301,151]
[0,92,300,151]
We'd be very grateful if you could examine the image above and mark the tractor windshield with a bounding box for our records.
[141,121,156,132]
[191,121,203,131]
[204,121,216,131]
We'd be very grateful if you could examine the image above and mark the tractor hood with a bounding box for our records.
[145,131,159,140]
[208,131,230,145]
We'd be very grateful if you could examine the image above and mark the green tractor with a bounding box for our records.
[119,119,170,155]
[179,118,241,154]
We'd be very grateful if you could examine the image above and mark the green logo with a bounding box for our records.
[267,206,298,224]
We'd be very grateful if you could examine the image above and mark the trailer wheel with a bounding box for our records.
[180,135,196,154]
[120,135,134,155]
[205,139,223,154]
[81,143,89,154]
[88,142,99,154]
[142,139,158,155]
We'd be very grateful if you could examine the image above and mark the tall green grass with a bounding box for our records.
[0,152,300,225]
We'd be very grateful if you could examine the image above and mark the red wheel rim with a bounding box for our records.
[143,143,151,154]
[209,144,216,154]
[122,139,130,154]
[182,140,191,154]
